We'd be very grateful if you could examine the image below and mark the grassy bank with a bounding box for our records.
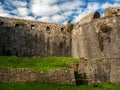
[0,82,120,90]
[0,56,79,71]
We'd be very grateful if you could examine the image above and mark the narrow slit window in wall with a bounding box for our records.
[61,28,64,31]
[46,26,50,31]
[31,25,35,30]
[0,21,4,26]
[15,24,20,27]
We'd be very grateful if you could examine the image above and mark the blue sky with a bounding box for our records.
[0,0,120,24]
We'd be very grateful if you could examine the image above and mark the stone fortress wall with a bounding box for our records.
[76,11,100,26]
[72,7,120,60]
[0,68,75,84]
[105,7,120,16]
[73,59,120,84]
[1,7,120,58]
[72,7,120,84]
[0,7,120,85]
[0,17,71,57]
[0,59,119,85]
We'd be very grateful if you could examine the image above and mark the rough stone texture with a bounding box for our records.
[0,68,36,82]
[0,17,71,57]
[105,7,120,17]
[71,59,120,84]
[110,59,120,83]
[0,7,120,85]
[0,68,75,84]
[72,22,102,59]
[72,14,120,84]
[76,11,100,26]
[0,60,120,85]
[72,16,120,59]
[46,69,75,84]
[74,61,111,84]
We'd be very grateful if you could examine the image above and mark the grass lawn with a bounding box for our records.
[0,82,120,90]
[0,56,79,71]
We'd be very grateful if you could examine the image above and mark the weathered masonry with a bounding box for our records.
[0,68,75,84]
[0,7,120,85]
[72,7,120,60]
[0,17,71,57]
[72,7,120,84]
[105,7,120,16]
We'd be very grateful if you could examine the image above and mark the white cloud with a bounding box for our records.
[30,0,59,16]
[17,7,29,16]
[59,1,83,11]
[0,0,29,18]
[0,5,11,17]
[4,0,27,7]
[29,0,85,23]
[63,11,73,16]
[1,0,120,24]
[38,14,66,23]
[38,16,51,22]
[20,16,35,20]
[101,2,120,9]
[101,3,113,9]
[114,0,120,3]
[32,5,59,16]
[87,2,99,11]
[51,15,66,23]
[73,2,99,23]
[73,2,120,23]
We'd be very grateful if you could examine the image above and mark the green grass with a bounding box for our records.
[0,82,120,90]
[0,56,79,71]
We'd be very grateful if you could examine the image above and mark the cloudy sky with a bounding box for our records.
[0,0,120,24]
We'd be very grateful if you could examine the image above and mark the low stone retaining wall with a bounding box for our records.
[72,59,120,85]
[75,61,111,85]
[0,59,120,85]
[0,68,75,84]
[110,59,120,83]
